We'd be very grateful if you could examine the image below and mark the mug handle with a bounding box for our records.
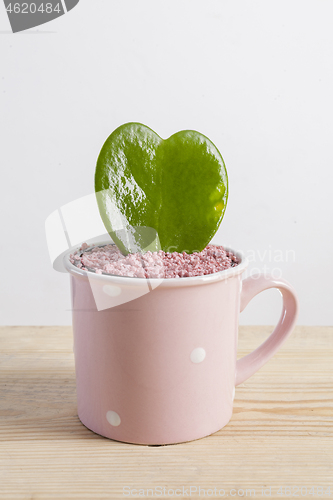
[235,274,299,386]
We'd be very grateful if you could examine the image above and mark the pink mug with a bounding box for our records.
[64,244,298,445]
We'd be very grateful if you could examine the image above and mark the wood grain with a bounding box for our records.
[0,326,332,499]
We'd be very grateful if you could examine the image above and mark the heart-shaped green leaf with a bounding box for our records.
[95,123,228,254]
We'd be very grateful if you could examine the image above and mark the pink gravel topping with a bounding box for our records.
[70,243,240,279]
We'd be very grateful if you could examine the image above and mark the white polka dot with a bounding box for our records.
[106,410,121,426]
[190,347,206,363]
[103,285,122,297]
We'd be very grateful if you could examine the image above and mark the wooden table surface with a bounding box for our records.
[0,326,332,500]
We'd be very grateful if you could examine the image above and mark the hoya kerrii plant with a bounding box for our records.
[95,123,228,255]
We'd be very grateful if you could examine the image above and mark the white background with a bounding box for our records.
[1,0,332,325]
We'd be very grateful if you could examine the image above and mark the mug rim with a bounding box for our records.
[63,242,248,287]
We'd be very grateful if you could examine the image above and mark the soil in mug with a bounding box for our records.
[70,243,240,279]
